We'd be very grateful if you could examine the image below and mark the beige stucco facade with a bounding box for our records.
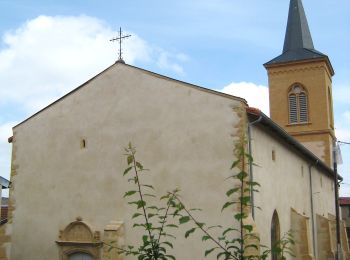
[250,123,338,258]
[0,62,346,259]
[2,62,247,259]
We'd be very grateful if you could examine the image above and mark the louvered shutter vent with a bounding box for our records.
[299,93,308,122]
[289,94,298,123]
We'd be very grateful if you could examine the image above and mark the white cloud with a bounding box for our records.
[0,15,187,113]
[0,15,188,191]
[156,50,188,75]
[219,81,269,115]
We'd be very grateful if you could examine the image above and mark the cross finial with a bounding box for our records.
[110,27,131,63]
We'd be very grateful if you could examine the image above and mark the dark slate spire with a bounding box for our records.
[265,0,332,70]
[283,0,314,52]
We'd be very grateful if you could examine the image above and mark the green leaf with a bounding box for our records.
[246,181,261,187]
[142,235,148,243]
[237,171,248,180]
[162,241,174,249]
[205,247,216,257]
[165,233,176,239]
[147,213,156,218]
[195,222,205,228]
[202,235,210,241]
[166,224,178,228]
[208,225,222,230]
[185,228,196,238]
[221,202,234,212]
[132,213,142,219]
[230,160,240,169]
[218,236,225,241]
[144,193,156,198]
[127,155,134,165]
[123,166,132,176]
[226,187,239,197]
[179,216,190,224]
[136,161,143,170]
[240,196,251,204]
[142,184,155,190]
[123,190,137,197]
[137,200,146,209]
[245,152,253,162]
[223,227,238,236]
[165,255,176,260]
[138,255,146,260]
[189,208,202,212]
[234,212,246,221]
[145,223,152,230]
[160,194,170,200]
[216,252,229,259]
[243,224,253,232]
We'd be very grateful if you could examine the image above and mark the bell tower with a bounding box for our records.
[264,0,335,166]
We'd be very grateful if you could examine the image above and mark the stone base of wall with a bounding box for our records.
[291,208,314,259]
[0,225,9,260]
[102,221,124,260]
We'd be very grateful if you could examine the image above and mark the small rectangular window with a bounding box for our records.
[272,150,276,161]
[80,138,86,149]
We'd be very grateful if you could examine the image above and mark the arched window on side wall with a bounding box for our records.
[288,85,309,124]
[271,210,281,260]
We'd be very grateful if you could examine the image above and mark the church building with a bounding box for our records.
[0,0,348,259]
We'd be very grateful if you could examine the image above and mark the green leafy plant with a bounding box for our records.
[165,138,295,260]
[261,231,295,260]
[116,143,181,260]
[113,140,295,260]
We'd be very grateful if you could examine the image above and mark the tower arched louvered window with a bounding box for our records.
[288,85,308,124]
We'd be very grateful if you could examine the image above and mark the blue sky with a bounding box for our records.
[0,0,349,196]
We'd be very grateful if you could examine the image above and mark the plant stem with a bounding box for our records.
[156,193,175,245]
[173,194,239,260]
[240,151,245,259]
[132,153,157,259]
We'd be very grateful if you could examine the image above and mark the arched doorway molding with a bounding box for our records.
[56,217,102,260]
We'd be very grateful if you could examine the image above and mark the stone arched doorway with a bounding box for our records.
[56,217,102,260]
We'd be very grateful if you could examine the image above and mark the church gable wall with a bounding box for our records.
[7,63,245,259]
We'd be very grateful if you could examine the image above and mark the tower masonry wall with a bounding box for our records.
[267,60,335,167]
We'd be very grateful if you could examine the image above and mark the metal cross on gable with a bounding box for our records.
[110,27,131,62]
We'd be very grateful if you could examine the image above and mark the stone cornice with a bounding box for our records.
[266,59,333,79]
